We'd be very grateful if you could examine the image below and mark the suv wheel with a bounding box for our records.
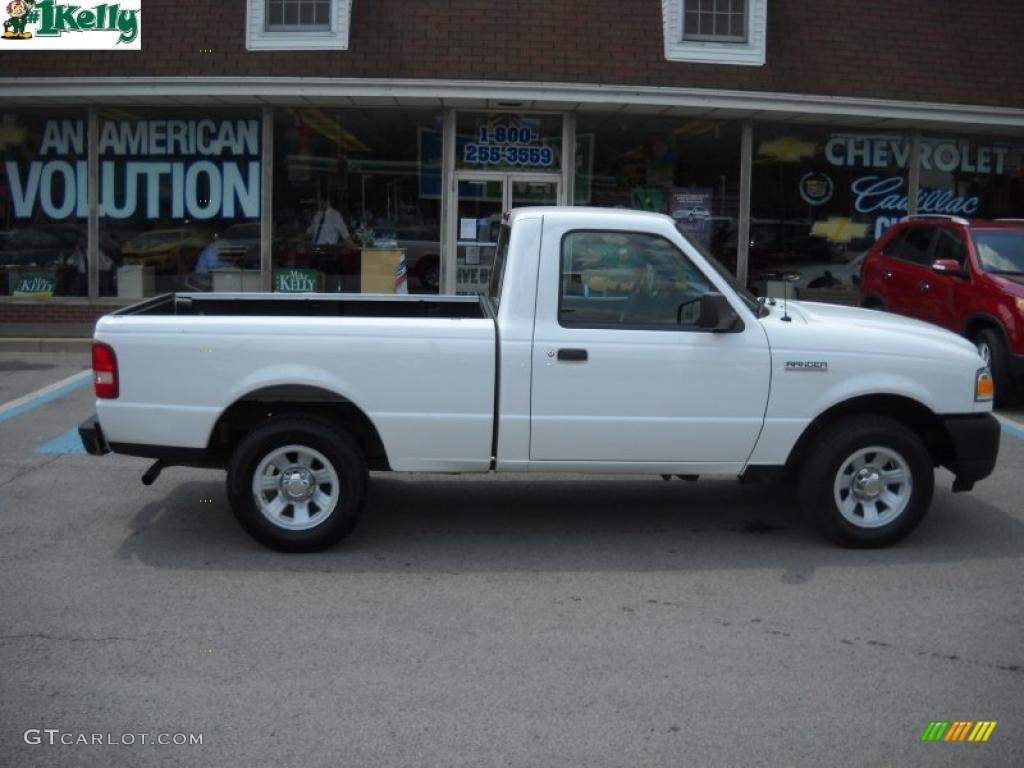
[974,328,1014,406]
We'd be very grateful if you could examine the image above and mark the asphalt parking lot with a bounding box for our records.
[1,349,1023,767]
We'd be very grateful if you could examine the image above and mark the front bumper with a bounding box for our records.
[78,415,110,456]
[942,413,1000,490]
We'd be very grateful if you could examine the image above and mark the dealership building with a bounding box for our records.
[0,0,1022,325]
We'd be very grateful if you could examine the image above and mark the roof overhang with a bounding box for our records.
[0,77,1022,135]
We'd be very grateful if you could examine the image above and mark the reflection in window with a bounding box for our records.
[97,110,262,298]
[973,230,1024,274]
[0,111,90,297]
[272,109,443,294]
[559,231,711,328]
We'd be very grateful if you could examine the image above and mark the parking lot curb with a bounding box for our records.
[0,337,92,353]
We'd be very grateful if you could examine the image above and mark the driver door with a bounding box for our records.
[529,226,771,468]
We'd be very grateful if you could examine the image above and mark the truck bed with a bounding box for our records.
[114,292,488,320]
[95,291,497,473]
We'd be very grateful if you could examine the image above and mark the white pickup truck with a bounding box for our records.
[80,208,1000,551]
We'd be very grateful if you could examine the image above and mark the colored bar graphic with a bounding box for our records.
[922,720,996,742]
[944,721,972,741]
[921,722,949,741]
[968,721,997,742]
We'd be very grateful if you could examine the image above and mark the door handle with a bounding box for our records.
[883,270,894,280]
[557,348,588,362]
[918,281,931,292]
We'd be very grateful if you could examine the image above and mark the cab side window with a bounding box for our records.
[932,229,966,266]
[559,231,713,329]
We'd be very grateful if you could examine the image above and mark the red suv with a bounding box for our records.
[860,216,1024,404]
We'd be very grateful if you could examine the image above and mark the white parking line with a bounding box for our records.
[0,370,92,424]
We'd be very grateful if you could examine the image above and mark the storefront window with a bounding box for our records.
[751,125,910,302]
[575,114,741,270]
[917,132,1024,220]
[272,108,442,294]
[96,109,262,297]
[0,110,88,297]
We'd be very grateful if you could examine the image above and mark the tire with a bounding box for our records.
[974,328,1014,407]
[798,415,934,548]
[226,417,368,552]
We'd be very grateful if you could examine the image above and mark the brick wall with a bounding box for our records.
[0,1,1022,109]
[0,301,123,323]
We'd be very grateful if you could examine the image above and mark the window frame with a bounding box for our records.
[247,0,352,51]
[662,0,767,66]
[556,228,722,333]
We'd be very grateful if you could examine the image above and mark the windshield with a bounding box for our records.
[972,229,1024,274]
[677,224,760,315]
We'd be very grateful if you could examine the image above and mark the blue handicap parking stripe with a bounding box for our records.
[1000,417,1024,442]
[35,427,87,455]
[0,372,92,424]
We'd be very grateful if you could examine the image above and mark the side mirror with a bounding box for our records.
[698,292,742,332]
[932,259,968,278]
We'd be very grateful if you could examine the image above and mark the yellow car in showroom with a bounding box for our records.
[120,228,207,273]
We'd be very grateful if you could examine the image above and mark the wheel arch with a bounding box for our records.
[963,311,1009,346]
[860,293,886,310]
[207,384,390,471]
[785,394,952,475]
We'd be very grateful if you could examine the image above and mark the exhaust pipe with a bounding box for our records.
[141,460,165,486]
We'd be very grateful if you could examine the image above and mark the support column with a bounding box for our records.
[87,106,99,299]
[561,111,576,206]
[736,120,753,287]
[441,109,456,294]
[260,106,274,291]
[907,130,921,218]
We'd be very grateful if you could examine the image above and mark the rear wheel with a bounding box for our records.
[974,328,1014,406]
[799,415,933,547]
[227,417,367,552]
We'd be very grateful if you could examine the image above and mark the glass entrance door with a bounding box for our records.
[452,173,561,295]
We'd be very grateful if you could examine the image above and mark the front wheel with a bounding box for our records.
[799,415,933,547]
[227,417,368,552]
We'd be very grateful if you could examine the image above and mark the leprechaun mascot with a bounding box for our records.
[3,0,35,39]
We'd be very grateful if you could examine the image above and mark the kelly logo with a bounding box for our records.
[1,0,140,48]
[921,720,997,743]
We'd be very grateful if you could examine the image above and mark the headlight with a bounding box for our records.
[975,368,994,402]
[1015,297,1024,314]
